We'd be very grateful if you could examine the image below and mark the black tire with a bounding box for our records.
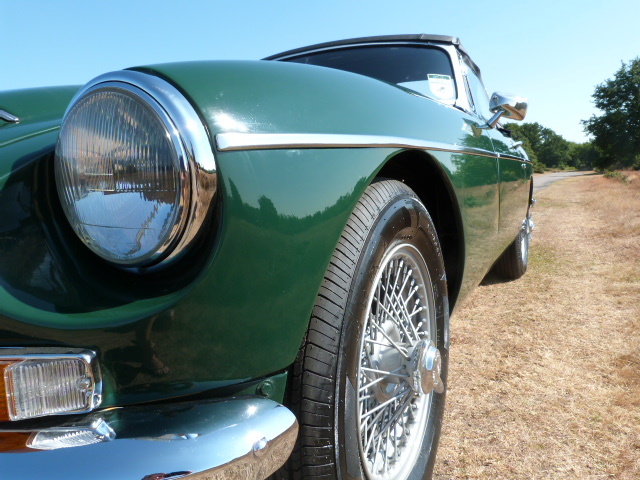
[279,180,449,480]
[493,216,531,280]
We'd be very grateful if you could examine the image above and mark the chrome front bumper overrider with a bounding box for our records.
[0,397,298,480]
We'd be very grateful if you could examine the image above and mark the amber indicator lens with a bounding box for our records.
[0,432,31,453]
[0,362,12,421]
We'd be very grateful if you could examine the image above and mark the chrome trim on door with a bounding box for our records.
[499,153,531,163]
[216,132,498,159]
[0,110,20,123]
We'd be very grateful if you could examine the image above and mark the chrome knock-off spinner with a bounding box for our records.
[409,340,444,395]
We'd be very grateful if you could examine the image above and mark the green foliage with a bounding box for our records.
[603,171,630,183]
[569,142,603,170]
[537,125,572,168]
[506,122,596,171]
[583,58,640,170]
[506,123,544,171]
[527,146,546,173]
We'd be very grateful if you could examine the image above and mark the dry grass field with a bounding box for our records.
[434,172,640,479]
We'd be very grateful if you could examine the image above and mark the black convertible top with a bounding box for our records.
[265,34,481,76]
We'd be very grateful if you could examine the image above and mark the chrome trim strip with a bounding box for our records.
[216,132,499,159]
[499,153,531,163]
[0,109,20,123]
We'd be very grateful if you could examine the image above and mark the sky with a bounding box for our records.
[2,0,639,143]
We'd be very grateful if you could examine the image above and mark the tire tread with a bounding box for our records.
[493,228,528,279]
[275,180,421,480]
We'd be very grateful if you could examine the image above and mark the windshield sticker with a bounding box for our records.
[427,74,455,100]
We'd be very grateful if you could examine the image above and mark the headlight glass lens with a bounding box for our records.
[55,87,188,266]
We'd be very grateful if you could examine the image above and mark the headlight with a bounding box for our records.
[55,71,216,267]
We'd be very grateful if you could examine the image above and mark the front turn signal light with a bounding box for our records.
[28,418,116,450]
[0,349,102,421]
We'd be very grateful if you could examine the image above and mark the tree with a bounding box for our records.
[537,126,572,168]
[583,58,640,169]
[569,142,602,170]
[507,122,572,170]
[506,123,543,172]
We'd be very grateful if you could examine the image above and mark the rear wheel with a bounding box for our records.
[280,180,449,480]
[493,212,533,280]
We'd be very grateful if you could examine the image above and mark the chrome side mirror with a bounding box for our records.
[487,92,528,127]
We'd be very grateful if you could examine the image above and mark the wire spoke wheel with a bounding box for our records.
[357,244,436,480]
[278,180,448,480]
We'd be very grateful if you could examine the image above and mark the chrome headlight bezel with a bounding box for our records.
[55,70,217,268]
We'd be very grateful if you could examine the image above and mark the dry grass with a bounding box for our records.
[434,172,640,479]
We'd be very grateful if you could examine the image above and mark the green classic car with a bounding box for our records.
[0,34,532,480]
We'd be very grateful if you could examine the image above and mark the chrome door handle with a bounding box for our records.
[0,110,20,123]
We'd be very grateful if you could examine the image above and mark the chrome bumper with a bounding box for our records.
[1,397,298,480]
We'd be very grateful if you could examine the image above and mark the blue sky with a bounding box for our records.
[2,0,639,143]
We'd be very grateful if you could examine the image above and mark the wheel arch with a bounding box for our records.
[376,150,464,311]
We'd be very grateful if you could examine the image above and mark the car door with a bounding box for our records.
[463,65,530,252]
[489,127,532,248]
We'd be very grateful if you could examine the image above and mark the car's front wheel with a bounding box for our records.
[280,180,449,480]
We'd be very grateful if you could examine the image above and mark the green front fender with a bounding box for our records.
[174,146,394,380]
[0,137,399,407]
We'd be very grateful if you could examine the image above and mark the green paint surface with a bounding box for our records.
[0,60,529,407]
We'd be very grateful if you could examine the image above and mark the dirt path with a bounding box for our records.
[434,173,640,479]
[533,171,594,192]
